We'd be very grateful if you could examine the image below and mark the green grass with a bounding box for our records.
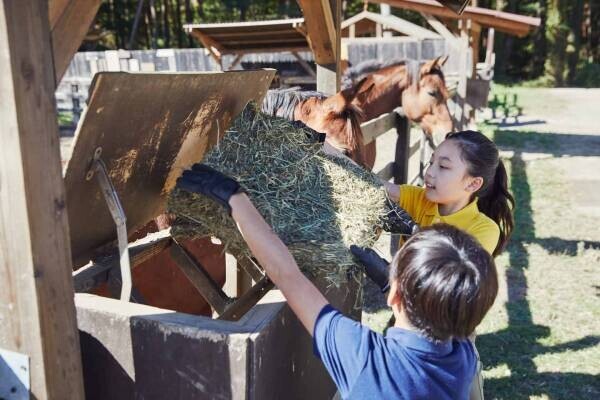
[476,125,600,399]
[363,121,600,399]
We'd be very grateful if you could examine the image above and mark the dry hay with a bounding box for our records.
[168,102,391,286]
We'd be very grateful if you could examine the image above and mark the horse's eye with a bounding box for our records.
[428,91,438,97]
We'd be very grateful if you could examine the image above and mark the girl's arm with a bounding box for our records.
[229,193,328,335]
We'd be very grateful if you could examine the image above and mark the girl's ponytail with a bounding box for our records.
[477,159,515,256]
[446,130,515,257]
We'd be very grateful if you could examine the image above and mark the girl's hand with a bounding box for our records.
[383,181,400,202]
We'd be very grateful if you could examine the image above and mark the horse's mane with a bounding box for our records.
[325,101,366,166]
[342,58,411,89]
[261,88,327,121]
[342,58,440,89]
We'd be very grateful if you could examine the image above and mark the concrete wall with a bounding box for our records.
[76,271,360,400]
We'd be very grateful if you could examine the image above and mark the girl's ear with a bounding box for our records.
[465,176,484,193]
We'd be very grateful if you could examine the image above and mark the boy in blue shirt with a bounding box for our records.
[177,164,498,400]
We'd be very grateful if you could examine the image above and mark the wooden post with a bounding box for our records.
[0,1,84,399]
[316,0,341,95]
[393,114,411,185]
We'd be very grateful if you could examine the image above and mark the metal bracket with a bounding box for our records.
[0,348,30,400]
[85,147,132,301]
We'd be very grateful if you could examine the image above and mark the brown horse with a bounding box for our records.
[343,57,454,169]
[261,79,374,167]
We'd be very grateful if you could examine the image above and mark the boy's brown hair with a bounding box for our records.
[390,224,498,341]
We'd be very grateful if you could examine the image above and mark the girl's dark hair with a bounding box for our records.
[445,130,515,256]
[390,224,498,341]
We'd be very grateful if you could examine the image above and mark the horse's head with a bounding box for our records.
[402,56,454,144]
[294,79,374,166]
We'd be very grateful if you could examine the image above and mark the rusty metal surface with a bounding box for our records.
[64,71,275,268]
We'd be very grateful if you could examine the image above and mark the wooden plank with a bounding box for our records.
[0,1,84,398]
[342,10,440,39]
[64,71,275,269]
[297,0,337,65]
[170,241,231,314]
[73,231,172,293]
[49,0,102,84]
[372,0,540,37]
[219,277,274,321]
[376,162,395,181]
[292,51,317,78]
[361,110,398,145]
[421,12,459,45]
[314,0,341,95]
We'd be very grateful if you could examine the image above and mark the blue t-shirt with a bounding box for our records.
[313,305,476,400]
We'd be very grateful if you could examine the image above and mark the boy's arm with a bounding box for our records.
[229,193,328,334]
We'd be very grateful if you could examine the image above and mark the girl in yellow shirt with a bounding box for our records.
[386,130,514,256]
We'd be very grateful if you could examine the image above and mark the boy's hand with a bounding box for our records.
[381,202,419,236]
[176,164,243,214]
[350,245,390,293]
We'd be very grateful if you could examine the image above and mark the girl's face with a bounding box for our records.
[424,139,481,205]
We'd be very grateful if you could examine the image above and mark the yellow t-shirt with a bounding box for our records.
[398,184,500,255]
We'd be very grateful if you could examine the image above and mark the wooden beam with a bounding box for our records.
[342,10,440,39]
[372,0,540,37]
[471,21,482,75]
[297,0,337,64]
[292,51,317,78]
[421,12,459,45]
[0,1,84,398]
[49,0,102,84]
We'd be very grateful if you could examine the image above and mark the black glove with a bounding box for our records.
[350,245,390,293]
[289,120,327,143]
[176,164,243,215]
[380,201,419,236]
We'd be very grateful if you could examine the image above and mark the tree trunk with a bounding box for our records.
[185,0,194,47]
[589,0,599,63]
[175,0,183,48]
[567,0,585,84]
[532,0,549,78]
[149,0,158,48]
[163,0,171,47]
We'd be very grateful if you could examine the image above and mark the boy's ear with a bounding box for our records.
[387,280,401,308]
[466,176,484,193]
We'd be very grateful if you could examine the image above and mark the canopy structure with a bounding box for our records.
[372,0,541,37]
[184,18,312,71]
[341,10,440,39]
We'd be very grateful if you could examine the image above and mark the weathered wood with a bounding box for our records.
[313,0,341,95]
[170,241,231,314]
[73,231,172,293]
[49,0,102,84]
[361,110,398,145]
[64,71,275,268]
[421,11,459,45]
[291,51,316,78]
[342,10,440,39]
[372,0,540,37]
[393,114,411,185]
[0,1,84,398]
[297,0,337,65]
[218,277,274,321]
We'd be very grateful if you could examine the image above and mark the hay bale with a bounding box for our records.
[168,103,390,286]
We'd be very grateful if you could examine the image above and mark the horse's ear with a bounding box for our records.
[420,57,443,76]
[439,55,449,67]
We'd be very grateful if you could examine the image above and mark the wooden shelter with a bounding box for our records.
[183,18,312,73]
[0,1,347,397]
